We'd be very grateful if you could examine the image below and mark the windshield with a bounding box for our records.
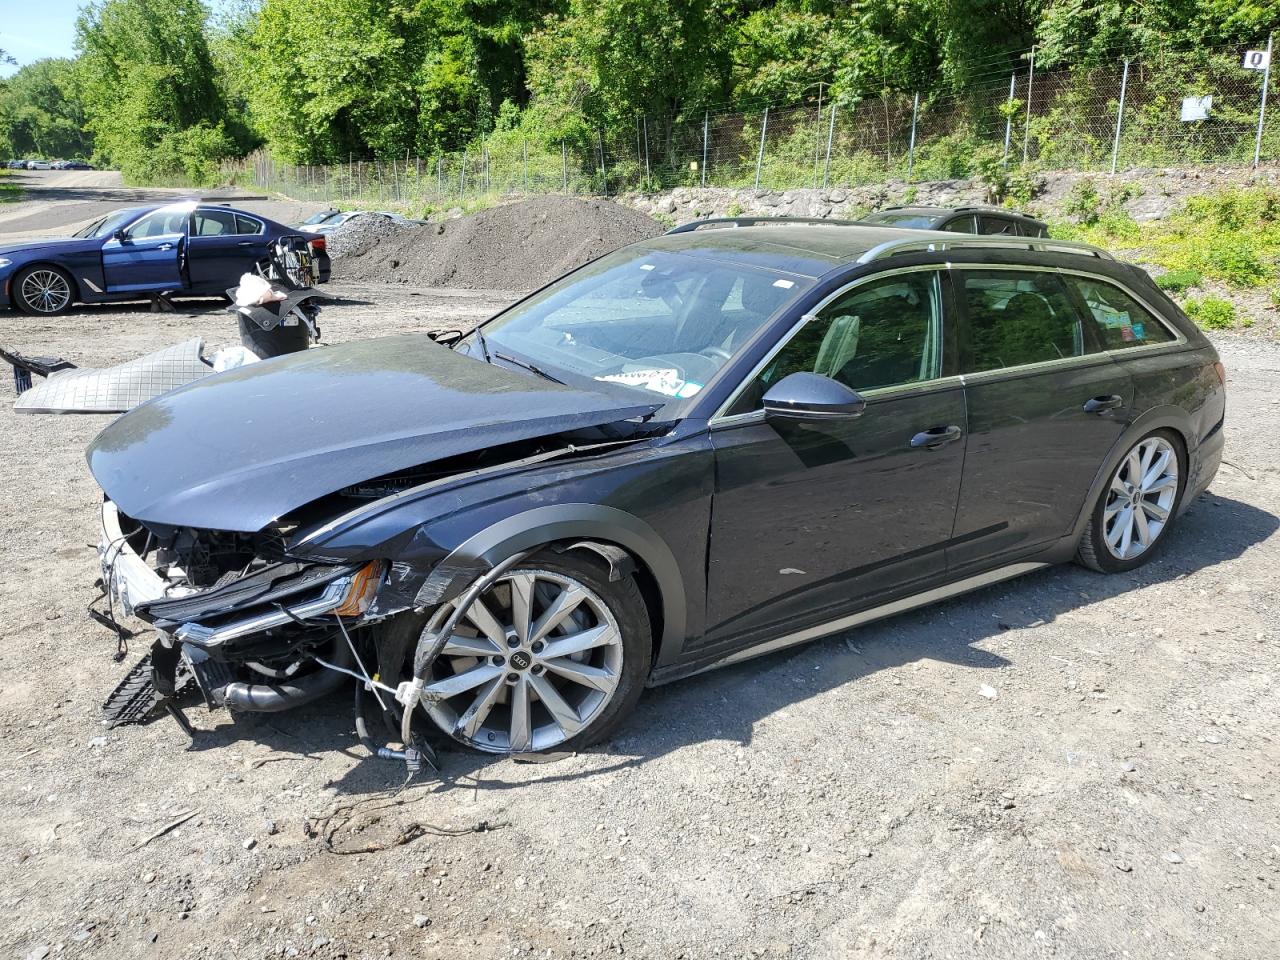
[471,246,810,402]
[72,209,137,239]
[303,210,338,226]
[863,212,939,228]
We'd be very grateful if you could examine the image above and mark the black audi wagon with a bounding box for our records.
[92,220,1224,757]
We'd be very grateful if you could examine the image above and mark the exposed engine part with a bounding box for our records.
[222,633,354,713]
[184,644,236,708]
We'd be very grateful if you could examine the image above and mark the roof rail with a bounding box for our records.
[664,216,864,235]
[856,235,1114,264]
[953,205,1040,218]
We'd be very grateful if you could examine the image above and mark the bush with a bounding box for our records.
[1182,296,1237,330]
[1064,179,1101,224]
[1155,268,1203,293]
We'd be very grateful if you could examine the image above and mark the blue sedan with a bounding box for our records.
[0,201,331,316]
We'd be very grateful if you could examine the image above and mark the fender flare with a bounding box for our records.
[415,503,688,667]
[1067,405,1198,544]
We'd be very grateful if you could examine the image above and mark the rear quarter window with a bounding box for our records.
[1065,276,1177,350]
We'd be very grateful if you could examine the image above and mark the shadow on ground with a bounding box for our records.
[125,489,1278,798]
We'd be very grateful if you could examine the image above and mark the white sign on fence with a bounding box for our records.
[1243,49,1271,71]
[1180,95,1213,121]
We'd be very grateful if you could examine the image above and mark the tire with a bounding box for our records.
[383,549,651,755]
[13,265,75,316]
[1077,429,1186,573]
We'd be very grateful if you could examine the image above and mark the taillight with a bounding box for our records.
[1213,361,1226,385]
[307,235,326,254]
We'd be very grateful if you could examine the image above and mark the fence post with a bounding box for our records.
[460,152,466,196]
[754,106,769,190]
[701,110,709,187]
[599,130,608,197]
[1255,32,1274,168]
[823,102,836,188]
[907,92,919,180]
[523,138,529,192]
[643,115,651,191]
[1022,45,1036,163]
[1002,73,1016,164]
[562,139,568,191]
[812,82,825,187]
[1111,59,1130,174]
[437,156,443,196]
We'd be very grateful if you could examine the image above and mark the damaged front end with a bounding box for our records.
[99,498,383,728]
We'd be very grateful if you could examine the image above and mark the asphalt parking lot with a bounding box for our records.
[0,175,1276,960]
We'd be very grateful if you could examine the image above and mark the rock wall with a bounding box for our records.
[618,165,1280,227]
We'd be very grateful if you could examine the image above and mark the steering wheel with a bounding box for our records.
[699,346,732,363]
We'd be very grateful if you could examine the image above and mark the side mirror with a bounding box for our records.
[113,229,128,243]
[762,372,866,421]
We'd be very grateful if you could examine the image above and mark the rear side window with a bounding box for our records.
[941,215,976,233]
[193,209,237,236]
[960,270,1095,372]
[235,215,264,235]
[978,216,1018,235]
[1064,276,1177,350]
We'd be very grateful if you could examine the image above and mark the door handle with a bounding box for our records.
[237,241,254,246]
[1083,394,1124,414]
[910,425,963,449]
[157,243,173,251]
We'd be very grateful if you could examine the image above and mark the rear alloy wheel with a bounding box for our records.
[1078,431,1184,572]
[420,556,650,754]
[14,266,74,316]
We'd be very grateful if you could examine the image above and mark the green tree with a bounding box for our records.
[76,0,236,183]
[525,0,734,123]
[0,58,94,159]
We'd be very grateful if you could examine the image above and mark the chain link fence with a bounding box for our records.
[223,42,1279,208]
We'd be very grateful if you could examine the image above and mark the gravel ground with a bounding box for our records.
[0,177,1276,960]
[0,291,1276,960]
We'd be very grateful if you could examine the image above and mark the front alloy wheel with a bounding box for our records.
[1078,431,1184,572]
[420,560,648,754]
[15,266,74,315]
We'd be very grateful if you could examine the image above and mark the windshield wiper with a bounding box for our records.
[473,327,492,362]
[494,351,565,385]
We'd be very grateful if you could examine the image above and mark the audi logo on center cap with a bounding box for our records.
[510,651,533,670]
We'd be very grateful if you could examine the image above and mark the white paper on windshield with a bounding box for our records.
[597,367,693,398]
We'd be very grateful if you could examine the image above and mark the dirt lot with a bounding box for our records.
[0,179,1277,960]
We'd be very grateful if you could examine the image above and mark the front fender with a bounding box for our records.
[413,503,688,668]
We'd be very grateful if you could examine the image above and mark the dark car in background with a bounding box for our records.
[0,200,330,315]
[91,220,1224,757]
[862,205,1049,237]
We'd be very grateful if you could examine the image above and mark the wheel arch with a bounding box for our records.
[1068,406,1194,544]
[417,503,687,671]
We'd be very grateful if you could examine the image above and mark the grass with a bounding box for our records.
[1051,185,1280,332]
[0,170,21,203]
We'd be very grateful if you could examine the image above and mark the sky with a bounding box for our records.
[1,0,84,76]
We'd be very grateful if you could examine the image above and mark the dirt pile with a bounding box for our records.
[332,196,663,290]
[325,213,412,259]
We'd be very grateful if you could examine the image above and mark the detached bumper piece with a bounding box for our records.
[0,346,75,394]
[100,651,193,728]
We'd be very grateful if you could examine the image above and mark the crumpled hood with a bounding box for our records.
[87,335,659,532]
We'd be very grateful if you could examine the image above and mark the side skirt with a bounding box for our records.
[648,560,1051,686]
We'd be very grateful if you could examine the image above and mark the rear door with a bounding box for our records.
[100,204,190,292]
[187,208,269,290]
[950,266,1133,572]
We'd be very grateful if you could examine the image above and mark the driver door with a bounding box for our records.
[700,269,967,652]
[101,205,189,293]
